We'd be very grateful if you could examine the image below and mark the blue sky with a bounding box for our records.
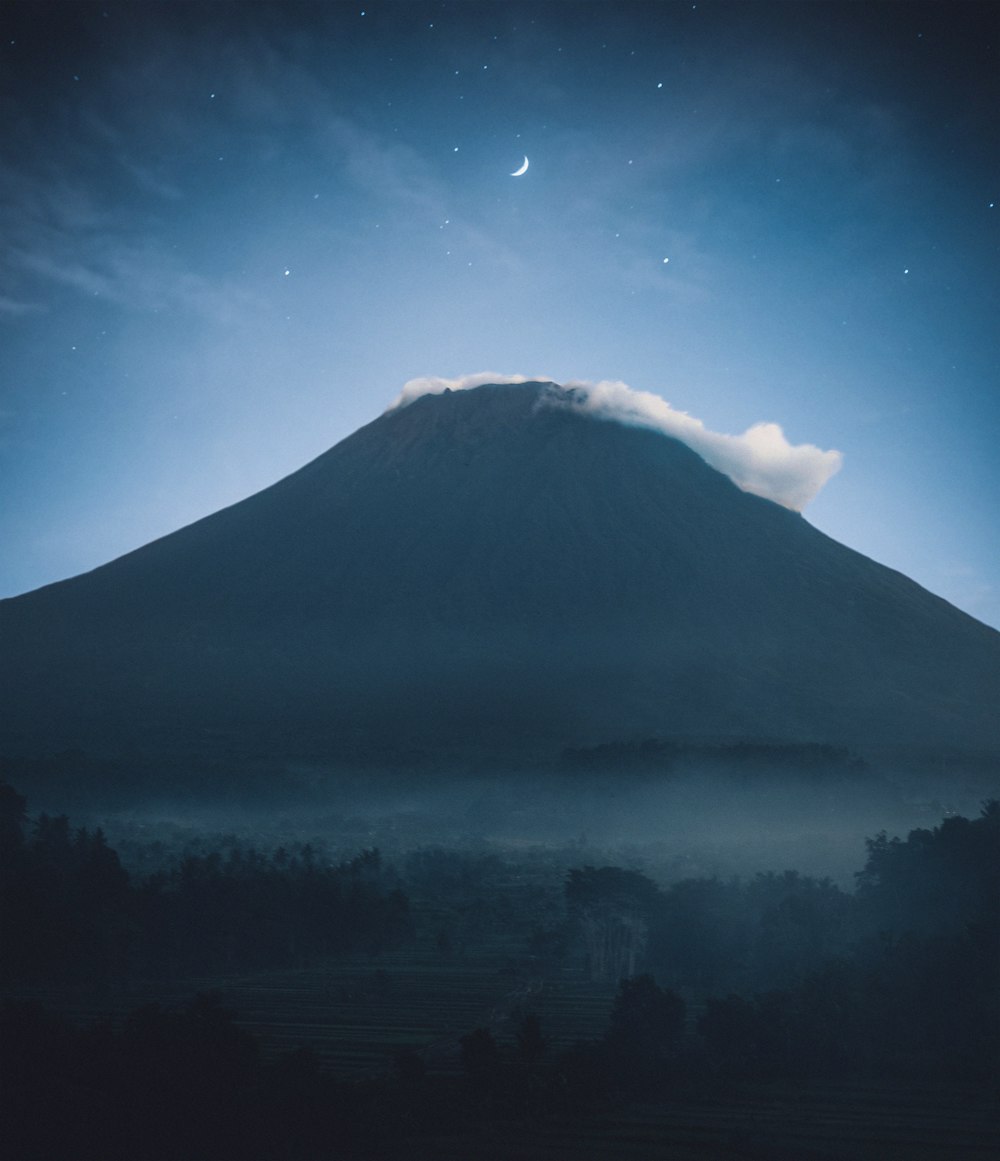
[2,1,998,627]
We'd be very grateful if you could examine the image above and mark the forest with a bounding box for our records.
[1,779,997,1159]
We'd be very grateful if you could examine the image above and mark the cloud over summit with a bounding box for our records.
[391,374,842,511]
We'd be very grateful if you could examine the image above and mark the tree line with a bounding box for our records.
[0,781,411,987]
[560,802,998,1084]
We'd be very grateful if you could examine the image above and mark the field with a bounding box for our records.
[10,905,998,1161]
[9,891,616,1073]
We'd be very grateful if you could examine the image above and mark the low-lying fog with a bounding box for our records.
[86,754,996,888]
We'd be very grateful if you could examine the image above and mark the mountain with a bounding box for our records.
[1,381,998,776]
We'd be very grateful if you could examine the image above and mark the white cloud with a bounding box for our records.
[390,373,842,511]
[389,372,536,409]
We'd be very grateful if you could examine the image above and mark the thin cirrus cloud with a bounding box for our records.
[0,168,242,324]
[13,242,255,324]
[0,295,42,318]
[392,373,843,512]
[0,38,513,326]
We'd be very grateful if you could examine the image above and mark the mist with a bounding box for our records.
[56,744,985,890]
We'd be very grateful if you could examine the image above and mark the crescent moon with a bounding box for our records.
[511,156,529,177]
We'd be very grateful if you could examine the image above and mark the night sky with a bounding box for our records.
[2,1,998,628]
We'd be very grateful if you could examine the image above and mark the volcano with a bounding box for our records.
[1,381,998,776]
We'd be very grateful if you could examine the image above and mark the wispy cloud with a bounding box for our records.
[0,111,255,324]
[392,373,842,511]
[9,235,255,323]
[0,295,43,318]
[0,19,526,328]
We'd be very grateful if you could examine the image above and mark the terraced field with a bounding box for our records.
[219,888,608,1072]
[8,900,616,1076]
[223,953,613,1074]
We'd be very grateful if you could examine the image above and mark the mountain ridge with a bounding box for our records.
[1,381,997,775]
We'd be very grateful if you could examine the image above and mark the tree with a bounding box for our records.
[856,800,1000,939]
[748,871,853,988]
[648,875,748,993]
[0,780,26,855]
[566,866,662,981]
[460,1026,503,1096]
[607,974,685,1054]
[515,1011,547,1063]
[698,990,794,1079]
[603,974,686,1095]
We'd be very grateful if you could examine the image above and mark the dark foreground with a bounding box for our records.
[1,781,997,1160]
[414,1083,1000,1161]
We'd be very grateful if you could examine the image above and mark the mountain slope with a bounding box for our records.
[1,381,998,764]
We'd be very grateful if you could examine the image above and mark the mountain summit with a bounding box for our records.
[1,380,998,771]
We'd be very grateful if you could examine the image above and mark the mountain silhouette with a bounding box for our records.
[1,381,998,773]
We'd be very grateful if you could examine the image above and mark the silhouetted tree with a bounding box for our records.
[566,866,662,981]
[856,800,999,940]
[648,875,749,992]
[0,785,412,987]
[0,779,26,854]
[603,974,686,1095]
[460,1026,502,1078]
[747,871,853,988]
[515,1010,547,1063]
[698,990,794,1079]
[607,973,685,1055]
[394,1047,427,1083]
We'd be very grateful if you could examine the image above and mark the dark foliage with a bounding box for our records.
[0,991,396,1161]
[565,865,663,981]
[688,801,1000,1083]
[856,801,1000,939]
[561,738,860,774]
[603,974,687,1094]
[607,973,685,1052]
[559,802,999,1086]
[1,993,262,1160]
[0,782,411,987]
[131,844,410,976]
[515,1010,547,1063]
[0,809,130,985]
[647,869,856,994]
[460,1025,503,1077]
[1,793,996,1159]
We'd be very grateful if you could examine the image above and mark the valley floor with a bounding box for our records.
[8,940,998,1161]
